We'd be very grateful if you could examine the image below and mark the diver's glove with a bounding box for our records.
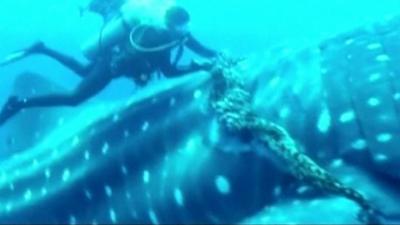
[190,59,215,71]
[216,51,245,67]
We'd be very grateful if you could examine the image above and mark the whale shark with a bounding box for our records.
[1,12,400,225]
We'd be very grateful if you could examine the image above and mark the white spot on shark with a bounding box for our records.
[109,208,117,224]
[169,98,176,106]
[296,186,310,194]
[148,209,160,225]
[126,192,131,200]
[366,43,381,50]
[174,188,185,207]
[376,54,390,62]
[368,73,382,82]
[376,133,392,143]
[279,107,290,119]
[121,165,128,175]
[112,114,120,122]
[41,187,47,196]
[215,175,231,195]
[273,186,282,197]
[24,189,32,201]
[317,108,331,133]
[0,172,6,183]
[142,121,150,131]
[194,90,202,99]
[9,183,14,191]
[339,110,355,123]
[58,117,65,126]
[72,136,80,147]
[5,202,12,212]
[351,139,367,150]
[209,120,220,144]
[32,159,39,168]
[84,151,90,160]
[105,185,113,197]
[84,189,92,200]
[394,93,400,100]
[367,97,381,107]
[269,76,280,88]
[45,168,51,179]
[124,130,130,138]
[330,159,344,168]
[62,169,71,182]
[69,215,77,225]
[102,142,110,155]
[143,170,150,184]
[345,38,354,45]
[374,153,388,162]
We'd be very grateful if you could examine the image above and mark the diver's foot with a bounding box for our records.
[0,41,45,67]
[0,96,23,126]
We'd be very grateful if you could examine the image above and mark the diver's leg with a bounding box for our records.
[39,44,93,76]
[0,63,113,126]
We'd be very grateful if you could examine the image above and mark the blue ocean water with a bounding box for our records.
[0,0,400,224]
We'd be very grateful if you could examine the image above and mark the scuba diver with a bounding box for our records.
[0,6,218,126]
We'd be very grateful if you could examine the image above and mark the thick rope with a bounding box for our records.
[208,57,380,224]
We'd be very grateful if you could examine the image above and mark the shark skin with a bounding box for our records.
[1,14,400,225]
[0,73,289,224]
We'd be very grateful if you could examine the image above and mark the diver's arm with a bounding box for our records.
[160,52,210,77]
[185,34,218,58]
[161,62,202,77]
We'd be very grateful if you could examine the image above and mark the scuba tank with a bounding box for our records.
[81,2,187,60]
[80,5,142,60]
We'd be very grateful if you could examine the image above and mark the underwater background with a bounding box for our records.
[1,0,400,224]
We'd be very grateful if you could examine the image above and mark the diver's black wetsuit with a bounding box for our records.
[112,25,217,82]
[0,26,217,125]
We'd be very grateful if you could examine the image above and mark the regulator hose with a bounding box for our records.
[129,24,188,53]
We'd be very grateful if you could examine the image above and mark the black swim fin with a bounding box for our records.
[0,42,45,67]
[0,50,29,67]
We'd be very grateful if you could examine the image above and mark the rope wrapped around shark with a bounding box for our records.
[207,55,381,224]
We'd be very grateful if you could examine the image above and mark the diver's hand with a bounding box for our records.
[190,60,214,71]
[216,52,245,67]
[216,51,229,60]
